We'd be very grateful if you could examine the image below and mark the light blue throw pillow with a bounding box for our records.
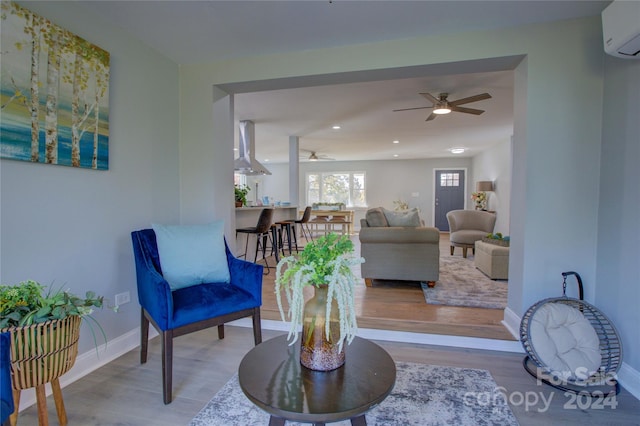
[382,207,422,227]
[151,221,230,290]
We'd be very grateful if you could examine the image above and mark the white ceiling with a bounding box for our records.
[234,70,515,163]
[77,0,610,163]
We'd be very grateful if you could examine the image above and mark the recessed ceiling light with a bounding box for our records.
[393,154,399,158]
[332,125,341,130]
[393,140,399,144]
[264,159,270,162]
[449,147,465,154]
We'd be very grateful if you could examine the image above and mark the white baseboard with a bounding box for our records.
[618,362,640,400]
[21,317,634,414]
[502,307,521,340]
[231,318,524,353]
[16,326,158,412]
[241,318,640,399]
[356,327,523,352]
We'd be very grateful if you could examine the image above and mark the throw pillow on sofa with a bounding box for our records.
[365,207,389,227]
[382,207,421,227]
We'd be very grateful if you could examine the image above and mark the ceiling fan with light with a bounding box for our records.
[300,149,335,161]
[393,92,492,121]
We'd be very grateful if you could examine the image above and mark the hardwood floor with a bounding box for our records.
[261,232,514,341]
[15,327,640,425]
[16,233,639,424]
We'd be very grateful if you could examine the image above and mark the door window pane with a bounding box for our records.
[440,172,460,187]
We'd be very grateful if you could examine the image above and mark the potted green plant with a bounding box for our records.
[0,280,106,328]
[483,232,510,246]
[234,184,250,207]
[0,280,109,424]
[275,233,364,371]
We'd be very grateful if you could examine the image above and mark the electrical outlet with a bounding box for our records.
[115,291,130,306]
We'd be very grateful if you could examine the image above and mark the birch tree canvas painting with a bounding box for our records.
[1,1,110,170]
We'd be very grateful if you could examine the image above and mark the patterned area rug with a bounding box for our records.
[189,362,519,426]
[421,255,508,309]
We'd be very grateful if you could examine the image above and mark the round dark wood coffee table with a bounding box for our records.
[238,334,396,426]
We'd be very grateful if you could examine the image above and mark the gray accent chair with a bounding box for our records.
[446,209,496,258]
[359,208,440,287]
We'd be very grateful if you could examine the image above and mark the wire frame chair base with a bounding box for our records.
[522,355,620,396]
[520,272,623,398]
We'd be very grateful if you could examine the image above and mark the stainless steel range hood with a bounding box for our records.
[234,120,271,175]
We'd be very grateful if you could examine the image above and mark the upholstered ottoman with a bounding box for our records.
[474,240,509,279]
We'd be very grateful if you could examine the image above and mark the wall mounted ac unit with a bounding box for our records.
[602,0,640,59]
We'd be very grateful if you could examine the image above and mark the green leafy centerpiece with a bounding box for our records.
[275,233,364,371]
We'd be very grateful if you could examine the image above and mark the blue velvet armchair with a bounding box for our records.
[131,229,263,404]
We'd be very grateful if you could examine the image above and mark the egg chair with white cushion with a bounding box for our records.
[519,271,622,396]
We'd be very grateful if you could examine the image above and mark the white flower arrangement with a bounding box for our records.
[471,191,488,210]
[275,233,364,352]
[393,199,409,211]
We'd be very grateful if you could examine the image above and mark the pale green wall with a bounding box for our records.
[180,17,640,381]
[3,2,636,392]
[1,2,180,354]
[179,17,604,315]
[471,139,512,235]
[298,158,473,224]
[597,56,640,378]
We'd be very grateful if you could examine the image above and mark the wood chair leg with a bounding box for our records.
[253,308,262,345]
[140,308,149,364]
[450,246,454,255]
[161,330,173,405]
[427,281,436,288]
[462,247,468,258]
[35,384,48,426]
[365,278,373,287]
[217,324,224,339]
[51,378,67,426]
[9,389,20,426]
